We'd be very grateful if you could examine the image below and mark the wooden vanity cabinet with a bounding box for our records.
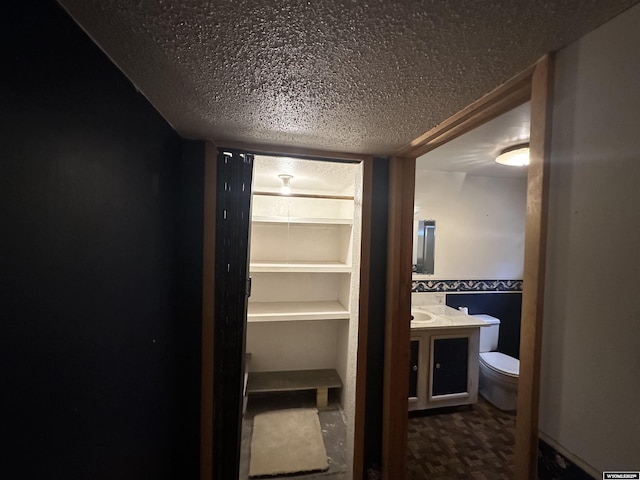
[409,327,480,411]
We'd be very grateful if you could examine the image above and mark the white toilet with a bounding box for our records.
[474,314,519,411]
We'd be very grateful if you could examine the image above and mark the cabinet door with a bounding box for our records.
[409,340,419,398]
[431,337,468,396]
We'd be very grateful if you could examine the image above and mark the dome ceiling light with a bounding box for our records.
[495,143,530,167]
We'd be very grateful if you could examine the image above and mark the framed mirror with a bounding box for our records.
[416,219,436,274]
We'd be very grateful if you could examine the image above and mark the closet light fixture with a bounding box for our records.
[278,174,293,195]
[495,143,530,167]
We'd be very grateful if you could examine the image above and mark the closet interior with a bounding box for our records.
[241,154,363,478]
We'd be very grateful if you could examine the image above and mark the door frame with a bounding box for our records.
[200,144,374,480]
[382,54,554,479]
[200,53,554,480]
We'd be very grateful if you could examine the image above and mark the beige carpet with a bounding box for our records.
[249,408,329,478]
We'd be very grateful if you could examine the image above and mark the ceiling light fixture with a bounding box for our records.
[495,143,530,167]
[278,174,293,195]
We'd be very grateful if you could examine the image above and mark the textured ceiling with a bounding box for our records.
[59,0,639,156]
[253,155,358,193]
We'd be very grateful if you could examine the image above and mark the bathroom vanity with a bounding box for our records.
[409,305,488,411]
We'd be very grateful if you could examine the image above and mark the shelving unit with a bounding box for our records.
[246,164,358,374]
[240,156,363,475]
[248,196,354,334]
[248,215,353,319]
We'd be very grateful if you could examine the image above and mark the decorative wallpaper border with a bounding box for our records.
[412,279,523,293]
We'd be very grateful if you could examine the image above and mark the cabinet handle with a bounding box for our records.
[412,365,418,372]
[435,363,441,369]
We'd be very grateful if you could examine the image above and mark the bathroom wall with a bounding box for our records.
[539,2,640,475]
[412,170,526,357]
[413,170,527,280]
[445,293,522,359]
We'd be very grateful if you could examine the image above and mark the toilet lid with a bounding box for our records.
[480,352,519,376]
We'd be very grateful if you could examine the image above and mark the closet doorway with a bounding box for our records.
[240,155,364,479]
[201,148,373,480]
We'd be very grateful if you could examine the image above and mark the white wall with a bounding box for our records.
[540,3,640,473]
[246,321,339,371]
[337,167,363,479]
[413,170,526,279]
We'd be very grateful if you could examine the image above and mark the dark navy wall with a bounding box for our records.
[446,293,522,359]
[538,440,596,480]
[363,157,390,474]
[1,1,202,478]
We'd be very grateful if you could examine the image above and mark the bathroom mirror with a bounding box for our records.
[416,219,436,274]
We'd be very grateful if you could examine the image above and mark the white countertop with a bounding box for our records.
[410,304,490,330]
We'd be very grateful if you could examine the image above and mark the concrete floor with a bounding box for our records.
[240,390,348,480]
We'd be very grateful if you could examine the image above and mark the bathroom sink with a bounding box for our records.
[411,305,490,329]
[411,311,435,324]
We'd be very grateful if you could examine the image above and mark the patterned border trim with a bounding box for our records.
[412,279,523,293]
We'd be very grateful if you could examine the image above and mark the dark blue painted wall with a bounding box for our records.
[446,293,522,359]
[538,440,596,480]
[1,1,202,478]
[364,157,390,474]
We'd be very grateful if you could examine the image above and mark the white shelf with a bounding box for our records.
[250,261,352,273]
[247,301,350,322]
[252,215,352,225]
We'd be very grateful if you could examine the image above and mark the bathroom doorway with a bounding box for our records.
[380,57,552,479]
[407,101,530,477]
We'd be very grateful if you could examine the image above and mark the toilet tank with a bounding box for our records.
[474,314,500,353]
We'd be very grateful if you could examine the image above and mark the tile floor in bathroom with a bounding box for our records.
[407,396,516,479]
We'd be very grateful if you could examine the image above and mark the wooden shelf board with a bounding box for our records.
[252,215,353,225]
[247,301,350,322]
[250,261,352,273]
[246,369,343,393]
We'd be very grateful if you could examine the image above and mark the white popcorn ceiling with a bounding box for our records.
[253,155,358,193]
[59,0,639,156]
